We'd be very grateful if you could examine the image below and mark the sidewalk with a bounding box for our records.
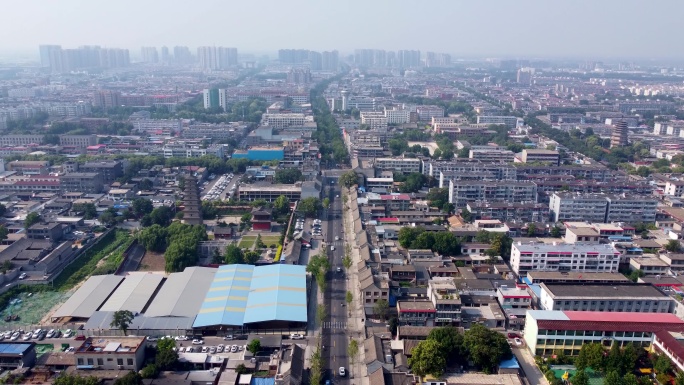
[342,188,369,385]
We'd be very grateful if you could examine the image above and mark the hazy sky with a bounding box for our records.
[3,0,683,59]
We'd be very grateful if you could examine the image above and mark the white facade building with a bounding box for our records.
[510,242,621,276]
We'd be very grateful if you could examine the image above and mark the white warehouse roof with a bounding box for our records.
[99,273,164,313]
[52,275,124,319]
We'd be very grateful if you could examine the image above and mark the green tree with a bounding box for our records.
[54,374,101,385]
[275,168,303,184]
[572,369,589,385]
[348,339,359,365]
[235,363,249,375]
[527,224,537,237]
[132,198,154,217]
[137,224,167,252]
[224,244,245,264]
[342,255,352,269]
[408,339,447,377]
[623,373,639,385]
[628,269,645,282]
[674,371,684,385]
[156,347,179,371]
[322,197,330,209]
[273,195,290,215]
[140,364,159,379]
[247,339,261,355]
[307,254,331,291]
[346,291,353,306]
[244,250,260,265]
[621,343,639,375]
[0,226,7,243]
[164,236,199,273]
[298,197,321,217]
[462,324,512,374]
[666,240,683,252]
[73,203,98,219]
[605,343,621,373]
[374,299,389,321]
[99,210,117,227]
[604,370,620,385]
[655,354,672,374]
[316,304,327,325]
[575,343,605,371]
[110,310,135,335]
[398,226,424,248]
[157,338,175,351]
[339,171,359,188]
[309,346,323,385]
[400,172,427,193]
[24,212,41,228]
[138,178,154,190]
[178,176,185,190]
[150,206,174,227]
[550,226,562,238]
[113,371,143,385]
[427,326,465,365]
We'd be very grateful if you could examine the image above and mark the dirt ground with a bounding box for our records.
[138,251,166,272]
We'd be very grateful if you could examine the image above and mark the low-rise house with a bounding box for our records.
[427,278,462,326]
[630,257,669,275]
[75,337,146,370]
[397,301,436,326]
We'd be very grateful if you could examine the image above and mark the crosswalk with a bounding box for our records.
[322,321,347,329]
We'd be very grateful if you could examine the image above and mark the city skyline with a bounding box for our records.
[1,0,683,60]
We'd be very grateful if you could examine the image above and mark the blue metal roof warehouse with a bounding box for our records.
[193,264,307,328]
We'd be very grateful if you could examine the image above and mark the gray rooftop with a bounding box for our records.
[541,283,668,299]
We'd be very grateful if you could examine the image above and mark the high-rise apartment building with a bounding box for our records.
[278,49,311,64]
[321,50,339,71]
[92,90,122,109]
[39,45,61,67]
[161,46,170,62]
[398,50,421,68]
[425,52,451,67]
[173,46,193,64]
[517,69,533,84]
[610,120,629,148]
[203,89,220,109]
[197,46,238,70]
[140,47,159,63]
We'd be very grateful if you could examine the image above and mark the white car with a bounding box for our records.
[217,345,225,353]
[18,273,27,280]
[186,347,195,353]
[290,333,304,340]
[63,329,73,338]
[10,332,20,341]
[335,236,340,241]
[22,333,31,341]
[175,335,189,341]
[230,345,238,353]
[192,339,204,345]
[339,367,346,377]
[46,329,55,338]
[209,346,217,354]
[201,346,209,353]
[514,338,522,346]
[330,246,335,251]
[179,347,186,353]
[146,336,159,342]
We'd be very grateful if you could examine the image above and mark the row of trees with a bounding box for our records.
[311,76,349,165]
[398,226,462,256]
[222,244,260,265]
[136,222,208,272]
[408,325,511,377]
[474,231,514,260]
[307,254,331,292]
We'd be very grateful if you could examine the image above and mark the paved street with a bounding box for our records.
[321,178,350,384]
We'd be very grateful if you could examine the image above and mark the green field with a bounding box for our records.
[0,290,70,328]
[550,366,604,385]
[259,235,281,247]
[238,236,256,249]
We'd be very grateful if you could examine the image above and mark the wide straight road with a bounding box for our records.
[321,177,350,385]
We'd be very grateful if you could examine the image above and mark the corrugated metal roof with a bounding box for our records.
[84,311,195,331]
[144,267,215,317]
[0,343,33,355]
[99,273,163,313]
[193,264,307,328]
[52,275,124,319]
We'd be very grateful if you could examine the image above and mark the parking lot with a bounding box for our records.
[200,173,238,201]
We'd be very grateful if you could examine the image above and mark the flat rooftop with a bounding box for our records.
[541,283,668,299]
[76,337,144,354]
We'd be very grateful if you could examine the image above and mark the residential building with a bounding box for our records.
[510,242,621,276]
[384,107,410,124]
[466,201,548,223]
[629,257,669,275]
[27,222,65,242]
[538,283,673,313]
[524,271,631,285]
[92,90,121,109]
[80,161,123,184]
[521,149,560,166]
[415,106,444,121]
[203,88,220,109]
[497,286,532,309]
[653,331,684,373]
[476,116,523,129]
[360,111,388,130]
[397,301,436,326]
[232,147,284,161]
[75,337,146,370]
[469,148,515,163]
[237,183,301,202]
[359,267,389,315]
[59,172,104,193]
[0,135,44,146]
[524,310,684,356]
[427,278,462,325]
[261,113,308,128]
[6,160,49,175]
[448,180,537,207]
[373,158,422,174]
[133,119,183,134]
[59,135,97,149]
[549,193,658,223]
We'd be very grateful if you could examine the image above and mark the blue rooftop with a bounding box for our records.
[500,356,520,369]
[0,343,33,355]
[193,264,307,328]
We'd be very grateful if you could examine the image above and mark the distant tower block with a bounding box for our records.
[610,120,629,148]
[341,90,348,111]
